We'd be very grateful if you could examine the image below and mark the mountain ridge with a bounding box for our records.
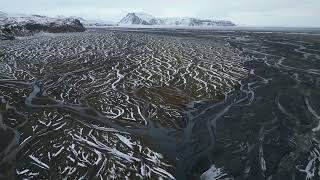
[0,11,85,40]
[119,12,236,27]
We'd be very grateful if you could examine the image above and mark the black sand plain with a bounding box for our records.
[0,28,320,180]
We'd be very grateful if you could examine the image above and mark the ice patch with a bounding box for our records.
[200,164,229,180]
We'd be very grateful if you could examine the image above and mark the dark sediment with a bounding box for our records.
[0,19,85,40]
[0,28,319,180]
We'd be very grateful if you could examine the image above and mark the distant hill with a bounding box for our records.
[0,11,85,40]
[80,19,113,27]
[56,16,114,27]
[119,13,236,27]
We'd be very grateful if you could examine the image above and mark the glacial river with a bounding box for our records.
[0,28,319,180]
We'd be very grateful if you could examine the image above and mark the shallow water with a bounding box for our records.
[0,29,319,180]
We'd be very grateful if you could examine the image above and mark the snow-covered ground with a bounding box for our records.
[0,11,82,26]
[0,11,85,40]
[118,12,236,27]
[80,19,113,27]
[55,15,114,28]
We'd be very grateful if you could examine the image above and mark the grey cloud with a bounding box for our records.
[0,0,319,27]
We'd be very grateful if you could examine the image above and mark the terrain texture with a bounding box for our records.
[0,11,85,40]
[118,13,236,27]
[0,29,319,180]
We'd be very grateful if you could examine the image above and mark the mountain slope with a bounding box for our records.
[119,13,236,27]
[57,16,113,27]
[119,13,155,25]
[0,11,85,40]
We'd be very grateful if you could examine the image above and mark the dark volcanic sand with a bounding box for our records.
[0,28,319,180]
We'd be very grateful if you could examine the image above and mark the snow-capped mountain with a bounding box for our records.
[0,12,85,28]
[0,11,85,40]
[56,16,113,27]
[119,13,236,27]
[119,13,155,25]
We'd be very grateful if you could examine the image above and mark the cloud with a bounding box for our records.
[0,0,319,26]
[227,3,320,26]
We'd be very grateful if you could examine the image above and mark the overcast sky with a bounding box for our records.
[1,0,319,27]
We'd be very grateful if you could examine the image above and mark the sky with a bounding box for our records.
[1,0,320,27]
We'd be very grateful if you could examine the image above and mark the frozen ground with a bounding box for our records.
[0,28,320,180]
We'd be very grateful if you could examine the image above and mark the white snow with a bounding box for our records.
[0,11,81,27]
[29,155,49,170]
[57,15,113,27]
[118,12,235,27]
[135,13,156,22]
[200,164,228,180]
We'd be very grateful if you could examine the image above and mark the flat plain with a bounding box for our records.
[0,28,320,180]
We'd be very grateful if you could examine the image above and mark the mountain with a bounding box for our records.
[119,13,155,25]
[56,16,113,27]
[79,19,113,27]
[0,11,85,40]
[119,13,236,27]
